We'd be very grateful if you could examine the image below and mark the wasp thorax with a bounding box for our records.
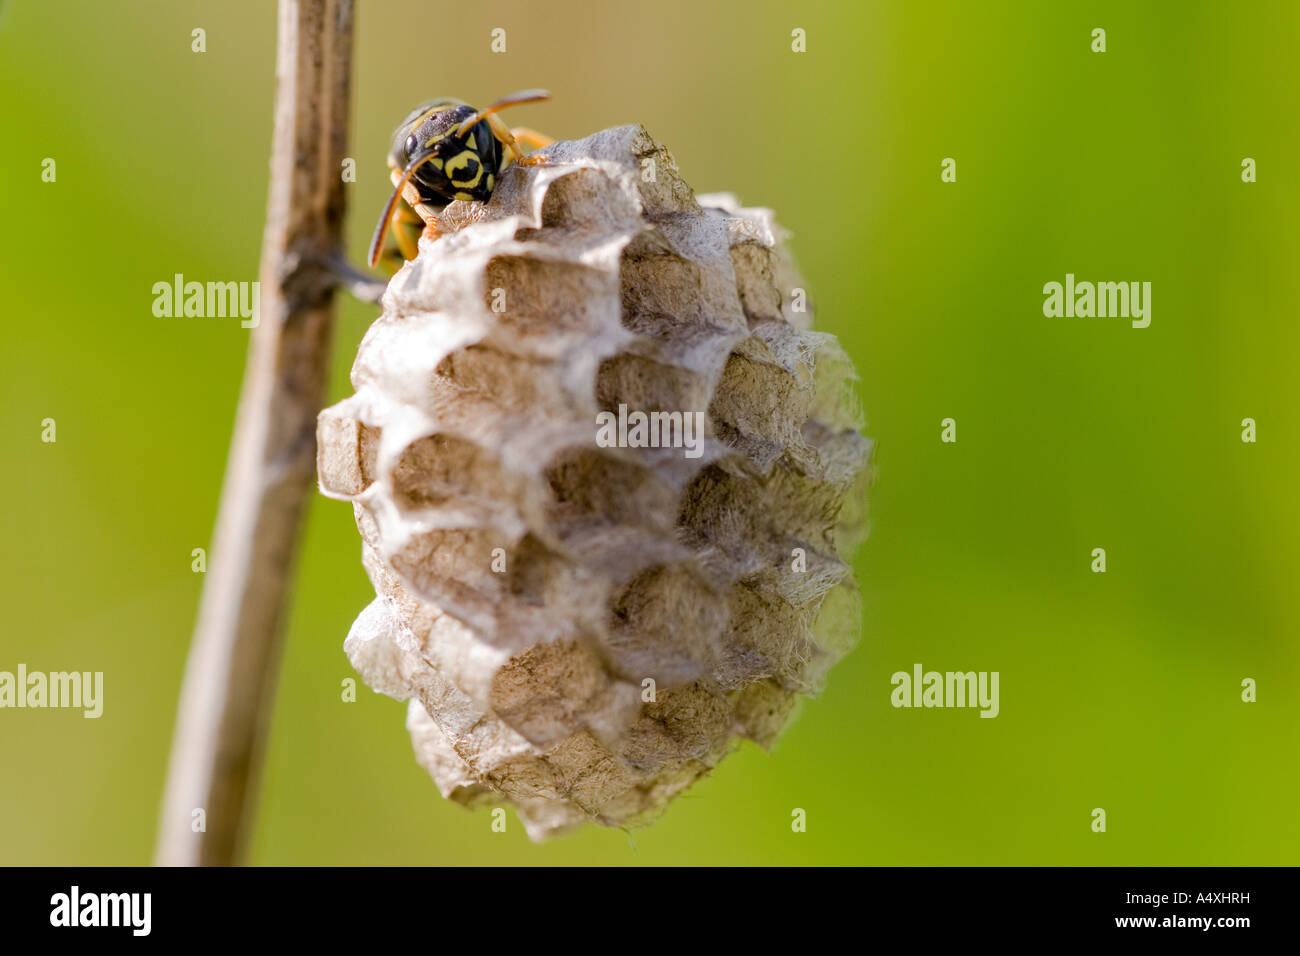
[321,125,872,840]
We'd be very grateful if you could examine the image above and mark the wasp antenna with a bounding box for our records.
[367,149,441,268]
[366,185,404,268]
[454,89,551,137]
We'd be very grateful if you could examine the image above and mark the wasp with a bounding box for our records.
[367,89,554,270]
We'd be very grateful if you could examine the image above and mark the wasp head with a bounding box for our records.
[389,102,500,206]
[369,90,548,268]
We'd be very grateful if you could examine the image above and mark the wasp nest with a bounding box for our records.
[318,125,872,839]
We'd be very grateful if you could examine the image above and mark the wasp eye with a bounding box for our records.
[404,133,419,159]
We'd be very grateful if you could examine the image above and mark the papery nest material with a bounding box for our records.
[317,125,873,839]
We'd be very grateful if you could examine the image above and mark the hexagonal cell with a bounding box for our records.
[486,639,609,745]
[544,446,680,534]
[730,679,800,748]
[434,345,580,418]
[317,408,380,498]
[540,167,641,231]
[483,255,615,342]
[389,432,517,514]
[595,352,711,420]
[617,682,736,774]
[388,527,515,620]
[708,348,809,450]
[620,249,746,334]
[729,241,785,325]
[604,563,728,686]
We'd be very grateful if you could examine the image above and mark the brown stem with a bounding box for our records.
[156,0,354,866]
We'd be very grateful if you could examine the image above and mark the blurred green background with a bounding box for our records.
[2,0,1297,865]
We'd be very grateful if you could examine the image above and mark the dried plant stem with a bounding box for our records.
[156,0,354,866]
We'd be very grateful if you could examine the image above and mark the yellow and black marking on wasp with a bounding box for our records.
[367,89,554,271]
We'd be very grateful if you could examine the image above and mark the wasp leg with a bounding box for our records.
[401,202,446,253]
[511,127,555,151]
[486,113,550,167]
[389,200,421,262]
[324,255,387,303]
